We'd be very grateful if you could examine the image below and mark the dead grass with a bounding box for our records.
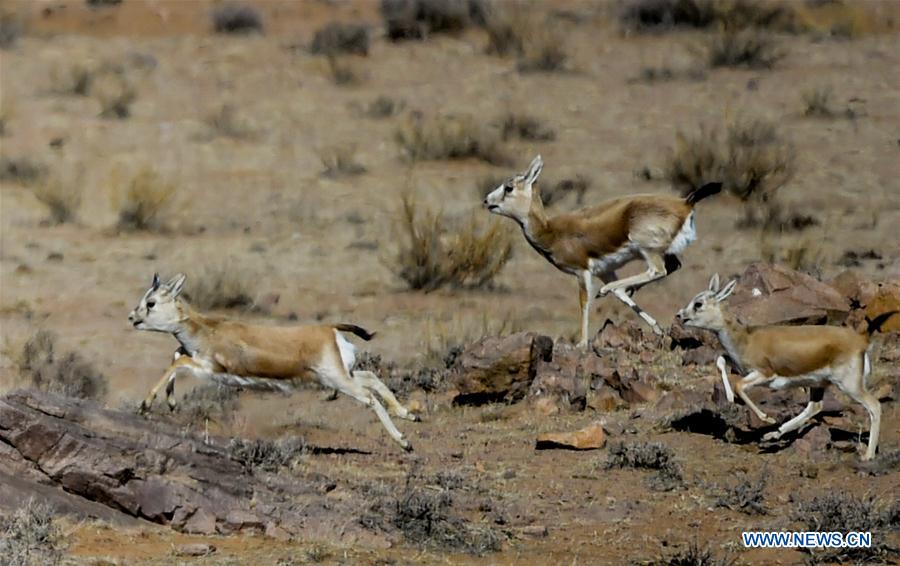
[16,329,109,401]
[603,441,683,491]
[794,493,899,563]
[483,5,569,73]
[310,22,369,56]
[0,498,63,566]
[396,113,509,165]
[618,0,792,34]
[319,144,367,178]
[114,168,177,232]
[388,195,512,292]
[228,437,308,472]
[629,65,707,84]
[714,468,768,515]
[182,259,257,311]
[704,29,784,69]
[664,118,794,202]
[93,67,136,119]
[362,95,405,119]
[0,157,45,185]
[498,111,556,142]
[30,168,83,225]
[325,54,364,86]
[382,0,487,41]
[170,383,241,429]
[212,3,264,35]
[204,103,257,140]
[641,540,735,566]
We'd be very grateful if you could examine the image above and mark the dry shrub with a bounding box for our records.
[603,441,683,491]
[228,437,308,472]
[629,65,707,84]
[325,54,363,86]
[310,22,369,56]
[645,541,735,566]
[484,5,569,73]
[0,498,63,566]
[715,468,768,515]
[396,113,509,165]
[664,118,793,202]
[91,64,137,119]
[0,14,23,50]
[182,260,257,311]
[389,195,512,292]
[381,0,487,41]
[792,0,881,39]
[319,144,367,178]
[170,383,241,428]
[16,329,109,401]
[0,157,45,185]
[212,3,264,35]
[618,0,792,34]
[498,111,555,142]
[364,95,405,119]
[801,85,858,119]
[794,494,899,563]
[704,28,783,69]
[115,168,176,232]
[204,103,257,140]
[49,62,94,96]
[31,171,83,225]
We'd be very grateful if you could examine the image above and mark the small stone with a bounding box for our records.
[620,380,660,405]
[532,396,559,416]
[265,522,291,541]
[535,421,606,450]
[587,387,622,412]
[183,508,216,535]
[517,525,548,538]
[224,510,264,532]
[174,543,216,557]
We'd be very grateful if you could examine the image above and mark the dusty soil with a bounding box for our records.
[1,0,898,564]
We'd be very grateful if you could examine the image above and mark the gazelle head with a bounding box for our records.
[483,154,543,221]
[128,273,187,332]
[676,274,737,331]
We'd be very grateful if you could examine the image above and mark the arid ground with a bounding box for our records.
[1,0,898,564]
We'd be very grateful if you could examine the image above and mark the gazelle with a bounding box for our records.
[128,273,419,451]
[484,155,722,347]
[677,274,894,460]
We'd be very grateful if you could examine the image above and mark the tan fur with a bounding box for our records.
[677,274,883,460]
[128,273,418,450]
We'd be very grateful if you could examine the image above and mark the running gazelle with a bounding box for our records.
[484,155,722,347]
[129,273,419,451]
[677,274,894,460]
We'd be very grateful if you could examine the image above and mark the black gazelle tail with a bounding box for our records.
[685,182,723,206]
[334,323,376,341]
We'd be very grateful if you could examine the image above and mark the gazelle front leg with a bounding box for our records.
[577,270,595,349]
[140,355,204,413]
[717,355,735,403]
[735,370,776,424]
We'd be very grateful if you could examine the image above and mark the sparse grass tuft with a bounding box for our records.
[363,95,405,119]
[704,29,784,69]
[540,175,592,207]
[204,103,257,140]
[396,113,509,165]
[499,112,556,142]
[319,144,367,178]
[643,540,735,566]
[212,3,264,35]
[115,168,177,232]
[229,437,308,472]
[91,65,137,119]
[715,469,768,515]
[388,195,512,292]
[0,14,23,50]
[381,0,487,41]
[183,260,257,311]
[484,5,568,73]
[794,493,899,563]
[664,118,794,202]
[31,172,83,225]
[311,22,369,56]
[803,85,835,118]
[16,329,109,401]
[171,383,241,428]
[0,157,45,185]
[0,499,63,566]
[619,0,792,34]
[325,54,363,86]
[603,441,683,491]
[629,65,707,84]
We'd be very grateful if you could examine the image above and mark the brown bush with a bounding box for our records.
[310,22,369,56]
[388,195,512,292]
[16,330,108,401]
[498,111,556,142]
[396,113,509,165]
[182,259,257,311]
[484,4,569,73]
[212,3,264,35]
[381,0,488,41]
[319,144,367,178]
[115,168,177,231]
[31,172,83,225]
[0,498,63,566]
[704,29,784,69]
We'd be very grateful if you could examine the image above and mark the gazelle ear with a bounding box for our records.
[165,273,187,297]
[523,154,543,186]
[708,273,720,293]
[151,273,161,290]
[716,279,737,302]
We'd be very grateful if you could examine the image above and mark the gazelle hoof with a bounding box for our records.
[762,431,781,441]
[401,440,413,452]
[760,415,776,424]
[138,401,150,415]
[405,413,422,423]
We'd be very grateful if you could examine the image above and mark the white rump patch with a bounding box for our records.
[864,352,871,385]
[335,329,357,373]
[666,211,696,256]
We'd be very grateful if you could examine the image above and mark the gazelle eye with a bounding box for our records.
[693,302,702,310]
[146,301,156,309]
[503,184,513,194]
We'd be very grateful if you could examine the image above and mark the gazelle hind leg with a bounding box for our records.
[353,370,420,421]
[317,359,412,451]
[834,358,881,460]
[609,288,663,335]
[577,270,594,348]
[735,371,776,424]
[598,251,666,297]
[763,387,825,441]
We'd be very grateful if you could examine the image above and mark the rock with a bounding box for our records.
[865,281,900,332]
[620,379,660,405]
[265,521,291,541]
[830,270,878,308]
[452,332,553,405]
[728,263,850,326]
[681,345,721,367]
[529,341,588,412]
[0,389,377,545]
[669,321,723,366]
[174,543,216,557]
[516,525,549,538]
[790,424,831,457]
[593,319,645,353]
[587,386,623,413]
[535,422,606,450]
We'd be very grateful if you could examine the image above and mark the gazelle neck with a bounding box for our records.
[171,302,211,356]
[519,190,552,248]
[716,308,749,372]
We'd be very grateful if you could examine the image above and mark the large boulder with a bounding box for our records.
[451,332,553,405]
[728,263,850,326]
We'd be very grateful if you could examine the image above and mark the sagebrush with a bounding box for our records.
[16,330,108,401]
[0,499,63,566]
[396,113,509,165]
[115,168,177,231]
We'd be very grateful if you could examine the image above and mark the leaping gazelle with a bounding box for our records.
[484,155,722,347]
[677,274,894,461]
[128,273,419,451]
